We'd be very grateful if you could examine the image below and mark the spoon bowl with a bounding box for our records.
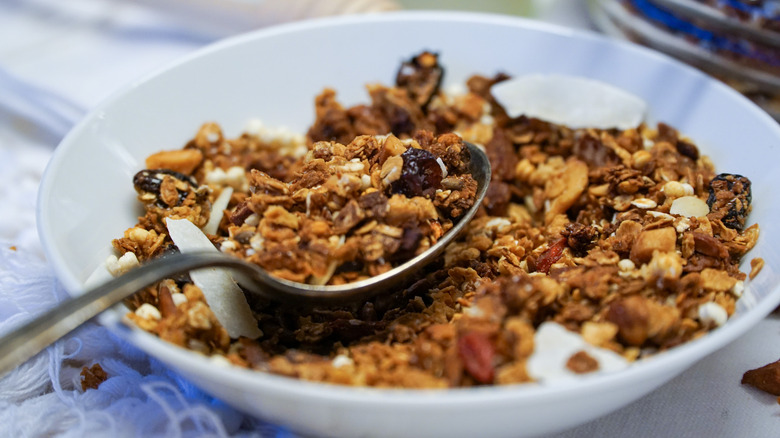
[0,141,489,378]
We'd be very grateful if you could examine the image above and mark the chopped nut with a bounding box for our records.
[566,350,599,374]
[146,149,204,175]
[629,227,676,265]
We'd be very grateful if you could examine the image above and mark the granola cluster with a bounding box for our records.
[113,52,759,388]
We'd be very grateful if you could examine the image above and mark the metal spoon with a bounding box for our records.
[0,141,490,378]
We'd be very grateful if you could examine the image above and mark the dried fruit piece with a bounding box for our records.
[390,147,443,198]
[457,331,495,384]
[395,51,443,108]
[535,237,567,274]
[133,169,200,208]
[706,173,752,230]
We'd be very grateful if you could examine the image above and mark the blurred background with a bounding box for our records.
[2,0,779,247]
[3,0,778,249]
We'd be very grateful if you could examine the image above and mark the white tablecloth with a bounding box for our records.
[1,1,777,437]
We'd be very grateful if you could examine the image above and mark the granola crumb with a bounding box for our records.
[80,363,108,391]
[111,51,759,389]
[742,359,780,396]
[566,350,599,374]
[750,257,765,280]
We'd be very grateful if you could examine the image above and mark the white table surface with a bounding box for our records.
[1,1,777,437]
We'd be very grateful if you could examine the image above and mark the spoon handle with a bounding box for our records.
[0,252,237,379]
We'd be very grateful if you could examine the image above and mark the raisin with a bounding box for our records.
[390,147,443,198]
[457,331,495,384]
[676,139,699,161]
[706,173,752,230]
[392,223,423,262]
[395,51,443,109]
[534,237,568,274]
[157,244,192,283]
[230,201,254,225]
[562,223,599,256]
[483,181,512,216]
[133,169,198,208]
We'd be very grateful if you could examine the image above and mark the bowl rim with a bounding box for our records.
[36,10,780,406]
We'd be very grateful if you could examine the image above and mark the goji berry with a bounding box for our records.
[534,237,567,274]
[457,331,495,384]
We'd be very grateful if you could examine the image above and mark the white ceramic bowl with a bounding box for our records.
[37,11,780,438]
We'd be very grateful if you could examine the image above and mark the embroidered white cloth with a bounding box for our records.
[1,1,778,437]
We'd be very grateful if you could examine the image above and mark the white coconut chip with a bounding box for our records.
[491,74,647,130]
[166,218,261,339]
[203,186,233,235]
[526,322,628,383]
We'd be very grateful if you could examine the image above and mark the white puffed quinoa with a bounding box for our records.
[220,240,238,251]
[730,280,745,298]
[618,259,636,271]
[332,354,354,368]
[106,252,139,277]
[698,302,728,327]
[171,293,188,307]
[205,165,248,191]
[135,303,162,320]
[210,355,233,367]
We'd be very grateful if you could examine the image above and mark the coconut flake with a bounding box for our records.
[203,187,233,235]
[166,218,261,339]
[491,74,646,130]
[526,322,628,383]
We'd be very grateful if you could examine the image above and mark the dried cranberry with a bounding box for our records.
[390,147,443,198]
[457,331,495,384]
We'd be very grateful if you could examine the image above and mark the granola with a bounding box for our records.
[111,51,759,388]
